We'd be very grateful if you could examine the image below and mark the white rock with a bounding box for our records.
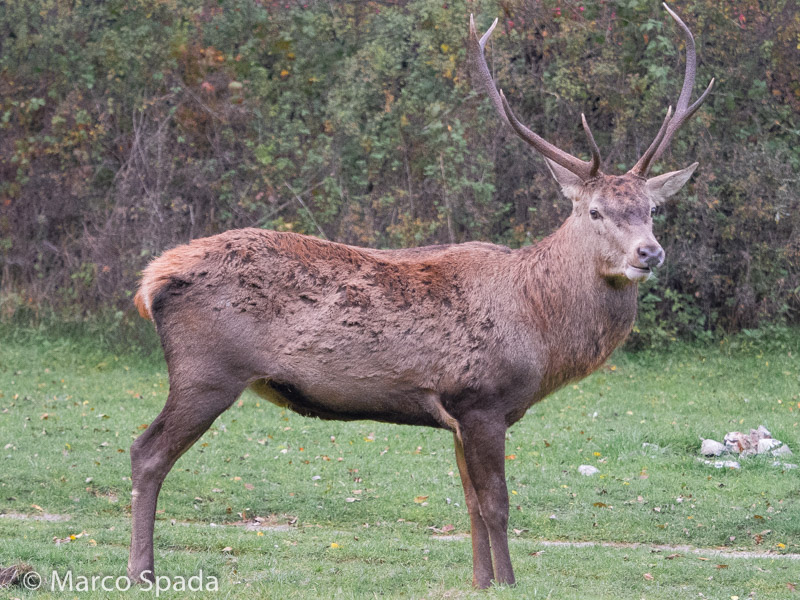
[578,465,600,476]
[723,431,749,453]
[700,439,725,457]
[772,461,798,469]
[718,460,741,469]
[700,459,740,469]
[755,425,771,439]
[757,438,782,454]
[772,444,793,457]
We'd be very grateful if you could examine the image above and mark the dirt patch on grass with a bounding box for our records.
[0,511,70,522]
[238,514,297,532]
[431,533,470,541]
[430,535,800,560]
[535,540,800,560]
[168,513,299,531]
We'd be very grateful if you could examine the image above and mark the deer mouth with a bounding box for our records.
[624,264,652,281]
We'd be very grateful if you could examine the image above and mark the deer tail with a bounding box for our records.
[134,240,211,321]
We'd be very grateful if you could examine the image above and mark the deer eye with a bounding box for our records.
[589,209,601,220]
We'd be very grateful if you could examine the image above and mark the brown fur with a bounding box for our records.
[127,171,685,589]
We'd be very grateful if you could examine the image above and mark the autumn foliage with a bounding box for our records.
[1,0,798,343]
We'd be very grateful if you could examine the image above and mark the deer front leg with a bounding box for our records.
[454,431,494,588]
[458,413,514,586]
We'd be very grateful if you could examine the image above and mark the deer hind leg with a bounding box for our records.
[127,379,242,583]
[457,413,514,587]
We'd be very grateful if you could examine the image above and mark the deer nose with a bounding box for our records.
[637,244,665,268]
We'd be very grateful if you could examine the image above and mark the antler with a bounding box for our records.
[469,15,601,180]
[629,3,714,176]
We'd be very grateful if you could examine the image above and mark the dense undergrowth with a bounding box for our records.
[1,0,799,345]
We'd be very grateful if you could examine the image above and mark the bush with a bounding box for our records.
[1,0,798,342]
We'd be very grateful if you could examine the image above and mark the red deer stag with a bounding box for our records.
[128,3,712,588]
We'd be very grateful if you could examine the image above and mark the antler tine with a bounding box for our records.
[469,15,509,127]
[630,105,673,176]
[469,14,599,181]
[663,3,695,115]
[629,4,714,176]
[581,114,601,177]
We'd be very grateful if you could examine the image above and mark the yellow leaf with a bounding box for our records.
[256,531,264,536]
[330,542,340,548]
[414,496,428,504]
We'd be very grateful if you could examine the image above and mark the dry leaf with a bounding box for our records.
[643,573,654,581]
[665,553,682,560]
[716,564,729,569]
[222,546,233,552]
[413,496,428,504]
[787,582,796,592]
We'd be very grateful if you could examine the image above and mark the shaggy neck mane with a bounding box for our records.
[516,216,639,395]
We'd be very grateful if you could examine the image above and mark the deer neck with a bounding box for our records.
[517,216,639,393]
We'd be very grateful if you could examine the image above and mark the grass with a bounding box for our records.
[0,325,799,598]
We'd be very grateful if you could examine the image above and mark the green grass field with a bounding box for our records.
[1,327,799,599]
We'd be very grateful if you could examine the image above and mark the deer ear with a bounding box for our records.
[544,158,584,200]
[646,162,698,205]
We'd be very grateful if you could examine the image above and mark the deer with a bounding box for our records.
[127,3,712,588]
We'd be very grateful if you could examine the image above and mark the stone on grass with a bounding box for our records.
[700,426,792,469]
[699,459,741,469]
[578,465,600,476]
[772,444,793,458]
[772,461,798,470]
[757,438,782,454]
[700,439,725,457]
[724,431,755,455]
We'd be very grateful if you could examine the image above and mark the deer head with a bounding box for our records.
[469,3,713,283]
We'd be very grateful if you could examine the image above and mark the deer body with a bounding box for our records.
[128,5,712,589]
[138,221,636,426]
